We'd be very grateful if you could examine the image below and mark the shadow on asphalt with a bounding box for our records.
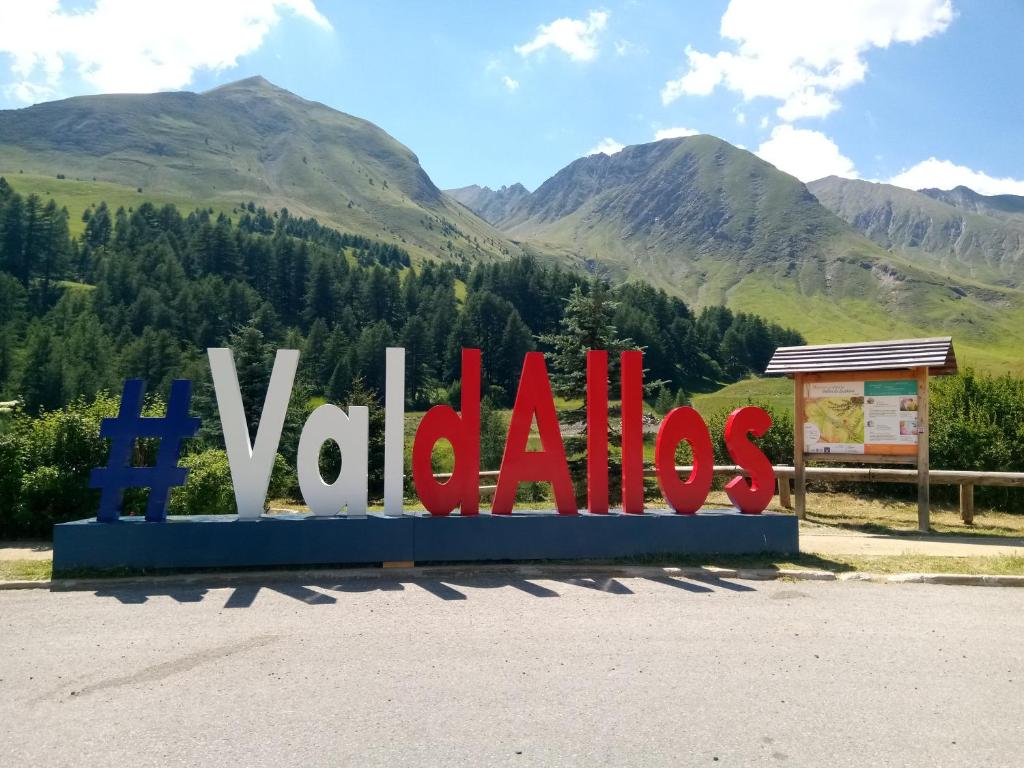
[90,573,759,606]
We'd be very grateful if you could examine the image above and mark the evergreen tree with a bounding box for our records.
[18,322,61,413]
[541,278,630,401]
[654,383,674,415]
[303,259,336,327]
[84,202,112,248]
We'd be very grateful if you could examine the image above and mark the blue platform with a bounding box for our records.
[52,509,799,572]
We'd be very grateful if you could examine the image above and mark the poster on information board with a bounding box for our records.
[802,379,919,455]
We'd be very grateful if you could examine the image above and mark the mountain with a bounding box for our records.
[808,176,1024,288]
[2,80,1022,370]
[476,136,1024,369]
[919,185,1024,222]
[447,183,530,224]
[0,76,520,262]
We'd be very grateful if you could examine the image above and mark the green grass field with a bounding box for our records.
[692,377,792,416]
[0,172,233,236]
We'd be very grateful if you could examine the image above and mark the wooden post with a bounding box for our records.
[916,366,930,532]
[960,483,975,525]
[793,373,806,519]
[778,476,792,509]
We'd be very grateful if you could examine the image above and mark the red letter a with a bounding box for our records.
[492,352,577,515]
[412,348,481,516]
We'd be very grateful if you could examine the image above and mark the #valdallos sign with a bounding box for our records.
[63,345,793,570]
[161,346,773,519]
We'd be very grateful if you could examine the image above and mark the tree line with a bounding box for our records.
[0,177,803,415]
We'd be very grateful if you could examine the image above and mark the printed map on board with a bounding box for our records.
[805,396,865,444]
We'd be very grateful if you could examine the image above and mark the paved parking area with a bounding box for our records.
[2,575,1022,767]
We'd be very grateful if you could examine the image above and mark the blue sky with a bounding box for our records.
[1,1,1022,194]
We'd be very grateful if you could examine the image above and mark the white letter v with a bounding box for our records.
[208,348,299,519]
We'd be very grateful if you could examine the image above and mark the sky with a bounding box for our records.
[0,0,1022,194]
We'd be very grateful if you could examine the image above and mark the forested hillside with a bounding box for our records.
[0,178,801,415]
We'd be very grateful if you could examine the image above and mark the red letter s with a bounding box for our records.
[723,406,775,514]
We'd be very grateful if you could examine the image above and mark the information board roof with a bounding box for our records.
[765,337,957,377]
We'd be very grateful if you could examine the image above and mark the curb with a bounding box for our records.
[2,564,1024,591]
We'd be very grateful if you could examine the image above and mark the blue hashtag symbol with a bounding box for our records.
[90,379,201,523]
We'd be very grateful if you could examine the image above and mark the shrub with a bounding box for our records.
[704,401,794,466]
[168,449,236,516]
[168,449,297,516]
[0,394,118,537]
[930,370,1024,509]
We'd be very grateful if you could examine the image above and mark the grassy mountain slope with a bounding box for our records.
[491,136,1024,371]
[0,77,520,263]
[809,176,1024,288]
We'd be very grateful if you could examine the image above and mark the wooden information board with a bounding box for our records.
[766,337,956,533]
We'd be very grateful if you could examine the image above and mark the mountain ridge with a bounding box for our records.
[446,182,530,224]
[0,75,519,263]
[808,176,1024,288]
[1,77,1022,370]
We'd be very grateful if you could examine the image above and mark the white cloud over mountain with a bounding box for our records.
[586,137,625,156]
[661,0,953,120]
[0,0,330,103]
[889,158,1024,196]
[756,125,859,182]
[516,10,609,62]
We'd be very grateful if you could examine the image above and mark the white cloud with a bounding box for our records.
[502,75,520,92]
[889,158,1024,196]
[586,137,625,156]
[756,125,858,182]
[515,10,609,62]
[661,0,953,120]
[0,0,331,102]
[759,115,770,129]
[654,126,699,141]
[735,111,746,125]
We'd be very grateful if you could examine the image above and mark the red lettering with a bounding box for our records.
[620,350,644,514]
[586,350,609,514]
[724,406,775,514]
[411,348,481,516]
[654,406,714,514]
[492,352,576,515]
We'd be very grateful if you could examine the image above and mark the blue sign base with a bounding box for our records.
[52,509,799,572]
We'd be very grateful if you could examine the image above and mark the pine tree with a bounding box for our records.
[400,315,430,406]
[84,202,112,248]
[654,383,674,415]
[492,310,534,403]
[303,259,336,328]
[541,278,630,401]
[18,322,61,413]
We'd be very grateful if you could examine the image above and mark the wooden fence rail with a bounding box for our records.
[436,466,1024,525]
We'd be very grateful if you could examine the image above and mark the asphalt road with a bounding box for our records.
[2,575,1022,767]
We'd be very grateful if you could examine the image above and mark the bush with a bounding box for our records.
[168,449,293,515]
[704,401,794,466]
[168,449,237,516]
[930,370,1024,509]
[0,394,119,537]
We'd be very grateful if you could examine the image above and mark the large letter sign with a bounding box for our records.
[654,406,714,514]
[106,346,777,521]
[724,406,775,513]
[297,403,369,516]
[412,348,481,516]
[209,347,298,519]
[492,352,576,514]
[71,345,795,572]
